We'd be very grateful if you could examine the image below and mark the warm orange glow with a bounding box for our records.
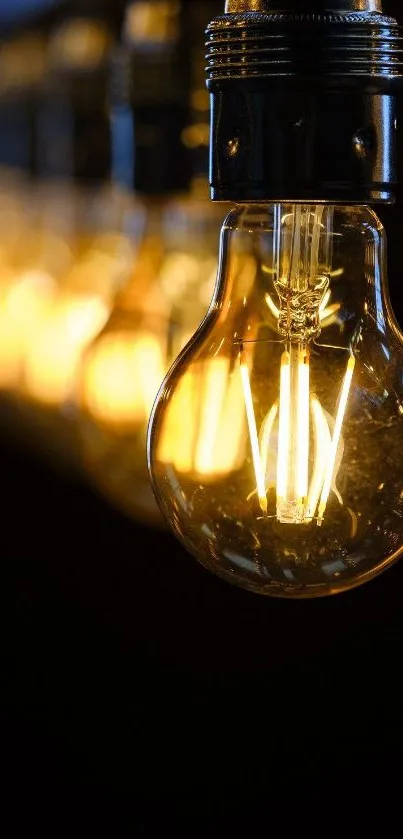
[297,349,310,501]
[195,357,230,474]
[156,343,353,526]
[24,293,109,405]
[20,228,135,407]
[157,368,196,473]
[157,358,247,479]
[276,349,291,509]
[0,270,56,388]
[82,331,166,428]
[255,350,352,524]
[213,367,246,475]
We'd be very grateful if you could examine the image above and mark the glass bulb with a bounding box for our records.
[148,204,403,597]
[21,183,139,408]
[78,195,221,524]
[0,181,141,471]
[0,177,72,392]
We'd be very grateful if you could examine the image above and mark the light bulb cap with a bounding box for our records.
[206,3,403,202]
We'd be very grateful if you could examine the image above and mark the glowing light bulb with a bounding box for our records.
[0,177,73,391]
[22,206,136,408]
[78,197,221,523]
[24,290,110,406]
[148,204,403,596]
[0,269,57,389]
[81,327,168,430]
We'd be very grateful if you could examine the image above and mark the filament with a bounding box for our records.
[296,348,310,500]
[318,355,355,523]
[276,349,291,505]
[276,346,310,522]
[306,397,331,520]
[259,401,278,488]
[265,293,280,320]
[319,289,331,313]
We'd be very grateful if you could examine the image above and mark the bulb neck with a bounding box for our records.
[215,202,387,344]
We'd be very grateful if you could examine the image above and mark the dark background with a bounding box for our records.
[1,1,403,831]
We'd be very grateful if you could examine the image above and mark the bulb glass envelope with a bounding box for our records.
[148,204,403,596]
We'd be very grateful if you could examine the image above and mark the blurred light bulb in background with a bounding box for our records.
[0,181,143,470]
[48,18,112,71]
[124,0,180,47]
[148,204,403,596]
[0,6,143,470]
[0,268,57,390]
[78,194,222,524]
[22,223,135,407]
[0,177,73,391]
[0,173,31,388]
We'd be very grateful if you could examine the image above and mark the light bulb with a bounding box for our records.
[78,195,220,523]
[21,184,138,408]
[0,180,140,473]
[148,203,403,596]
[0,268,57,390]
[77,0,221,516]
[0,178,73,392]
[147,0,403,596]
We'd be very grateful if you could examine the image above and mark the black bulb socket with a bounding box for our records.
[206,0,403,203]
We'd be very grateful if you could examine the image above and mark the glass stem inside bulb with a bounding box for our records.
[239,203,356,526]
[276,342,310,524]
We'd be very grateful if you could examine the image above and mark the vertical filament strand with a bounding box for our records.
[306,396,331,520]
[276,347,310,522]
[276,349,291,505]
[317,355,355,523]
[297,348,310,501]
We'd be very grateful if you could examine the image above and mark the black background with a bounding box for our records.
[2,1,403,832]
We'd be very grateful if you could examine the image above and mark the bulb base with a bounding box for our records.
[206,7,403,203]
